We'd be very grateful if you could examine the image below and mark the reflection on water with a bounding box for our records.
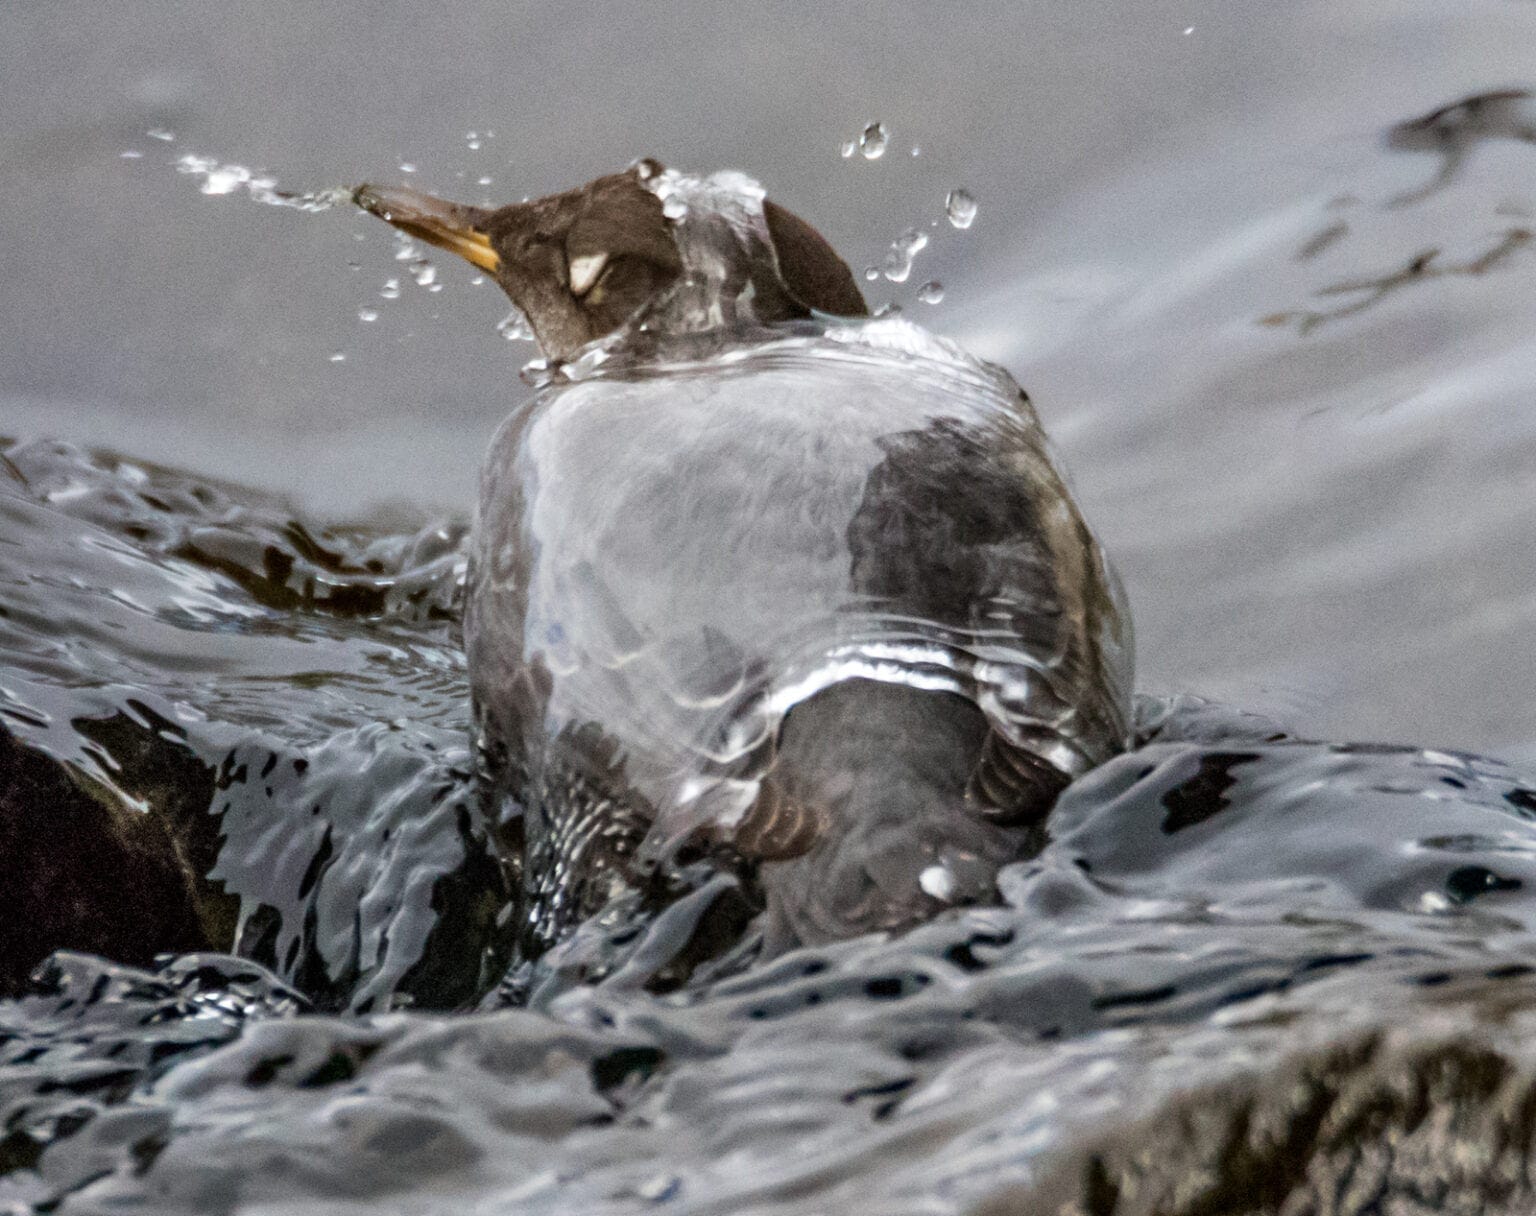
[1386,87,1536,206]
[1262,225,1534,334]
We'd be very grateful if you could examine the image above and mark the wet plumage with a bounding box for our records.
[356,162,1133,959]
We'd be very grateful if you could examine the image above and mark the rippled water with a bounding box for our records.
[3,373,1536,1212]
[5,1,1536,1211]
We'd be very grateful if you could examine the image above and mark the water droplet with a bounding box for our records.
[147,128,175,142]
[910,146,922,157]
[328,352,346,363]
[1183,25,1195,35]
[469,274,486,286]
[477,175,493,187]
[393,232,420,261]
[917,280,945,304]
[840,139,857,159]
[380,279,401,300]
[465,131,482,151]
[863,266,880,283]
[120,150,143,160]
[399,162,417,174]
[945,189,977,229]
[358,307,379,322]
[919,864,957,901]
[410,261,437,288]
[859,122,888,159]
[662,196,688,221]
[882,227,928,283]
[520,357,554,388]
[497,310,534,342]
[562,343,612,382]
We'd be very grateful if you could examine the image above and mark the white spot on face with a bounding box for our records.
[567,252,609,296]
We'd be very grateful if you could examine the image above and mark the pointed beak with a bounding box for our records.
[352,183,500,274]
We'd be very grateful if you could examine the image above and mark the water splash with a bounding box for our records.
[945,188,978,229]
[497,310,535,343]
[175,154,351,213]
[519,356,554,387]
[390,231,445,292]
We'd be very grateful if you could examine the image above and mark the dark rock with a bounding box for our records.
[0,724,228,995]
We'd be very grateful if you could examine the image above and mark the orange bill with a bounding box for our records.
[352,184,499,274]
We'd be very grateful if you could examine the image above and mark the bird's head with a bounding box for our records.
[354,161,867,362]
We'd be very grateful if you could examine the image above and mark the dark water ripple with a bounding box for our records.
[0,440,508,1016]
[4,443,1536,1213]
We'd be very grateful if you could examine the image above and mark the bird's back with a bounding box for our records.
[466,319,1131,948]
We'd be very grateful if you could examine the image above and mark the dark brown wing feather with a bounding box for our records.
[729,775,827,861]
[763,199,869,317]
[966,730,1071,827]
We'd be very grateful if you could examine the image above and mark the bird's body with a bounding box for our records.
[356,164,1133,960]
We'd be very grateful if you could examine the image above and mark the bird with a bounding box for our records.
[354,160,1133,962]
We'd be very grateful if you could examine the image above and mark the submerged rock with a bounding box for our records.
[0,723,220,996]
[981,975,1536,1216]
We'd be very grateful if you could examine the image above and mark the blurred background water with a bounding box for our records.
[4,3,1536,1212]
[5,0,1534,757]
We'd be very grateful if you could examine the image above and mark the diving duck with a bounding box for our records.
[355,161,1132,959]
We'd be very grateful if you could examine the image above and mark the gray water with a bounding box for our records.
[5,0,1534,755]
[4,2,1536,1213]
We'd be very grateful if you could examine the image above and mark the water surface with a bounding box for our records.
[3,1,1536,1211]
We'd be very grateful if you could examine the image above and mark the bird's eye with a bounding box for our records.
[567,252,610,297]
